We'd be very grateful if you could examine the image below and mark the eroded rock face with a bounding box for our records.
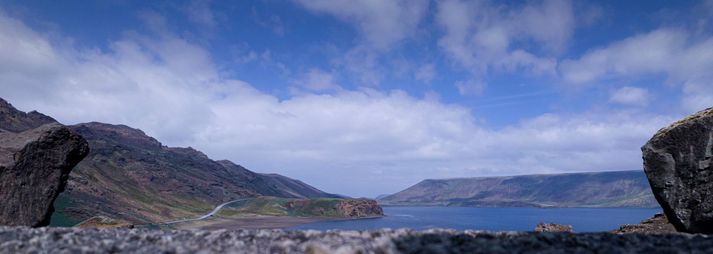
[642,107,713,233]
[336,199,384,218]
[0,98,89,227]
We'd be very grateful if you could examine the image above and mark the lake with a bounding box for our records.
[289,206,661,232]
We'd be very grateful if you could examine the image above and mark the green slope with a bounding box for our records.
[51,122,340,225]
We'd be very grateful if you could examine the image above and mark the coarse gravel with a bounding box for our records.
[1,226,711,254]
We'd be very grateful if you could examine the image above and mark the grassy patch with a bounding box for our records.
[228,197,289,216]
[49,194,83,227]
[289,199,342,217]
[216,197,368,218]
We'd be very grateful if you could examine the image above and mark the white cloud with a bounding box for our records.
[414,64,436,84]
[0,12,680,197]
[559,29,682,85]
[293,68,340,92]
[292,0,430,87]
[436,0,572,91]
[559,28,713,112]
[519,0,576,52]
[609,87,651,106]
[338,46,382,86]
[292,0,429,50]
[455,79,486,96]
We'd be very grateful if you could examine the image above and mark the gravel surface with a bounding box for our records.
[1,226,711,254]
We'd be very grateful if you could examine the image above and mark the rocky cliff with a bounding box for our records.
[380,171,658,208]
[54,122,340,225]
[335,199,383,218]
[0,98,89,227]
[285,198,383,218]
[642,107,713,233]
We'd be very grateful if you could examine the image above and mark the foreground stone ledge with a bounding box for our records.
[0,227,711,254]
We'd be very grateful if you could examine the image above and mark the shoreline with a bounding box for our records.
[378,204,662,209]
[172,215,383,230]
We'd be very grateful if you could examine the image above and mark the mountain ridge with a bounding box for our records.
[379,170,658,208]
[53,121,340,225]
[408,170,647,182]
[0,98,57,133]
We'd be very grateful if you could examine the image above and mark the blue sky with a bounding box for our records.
[1,0,712,197]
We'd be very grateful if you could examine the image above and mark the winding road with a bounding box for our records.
[164,198,251,225]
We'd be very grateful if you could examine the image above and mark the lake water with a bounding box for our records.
[289,207,661,232]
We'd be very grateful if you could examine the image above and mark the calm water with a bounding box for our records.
[289,207,661,232]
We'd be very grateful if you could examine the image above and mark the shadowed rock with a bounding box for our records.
[0,98,89,227]
[642,107,713,233]
[1,227,711,253]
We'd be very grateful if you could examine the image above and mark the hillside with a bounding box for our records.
[379,171,658,208]
[217,196,383,218]
[52,122,339,225]
[0,98,56,132]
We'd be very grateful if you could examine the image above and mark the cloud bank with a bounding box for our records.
[560,28,713,111]
[435,0,573,94]
[0,7,689,197]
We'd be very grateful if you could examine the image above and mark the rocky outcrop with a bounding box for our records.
[336,199,384,218]
[280,198,383,218]
[642,107,713,233]
[535,223,573,233]
[0,99,89,227]
[612,213,677,234]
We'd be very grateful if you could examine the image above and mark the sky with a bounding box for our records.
[1,0,712,198]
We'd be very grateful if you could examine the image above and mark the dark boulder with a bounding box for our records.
[642,107,713,233]
[0,98,89,227]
